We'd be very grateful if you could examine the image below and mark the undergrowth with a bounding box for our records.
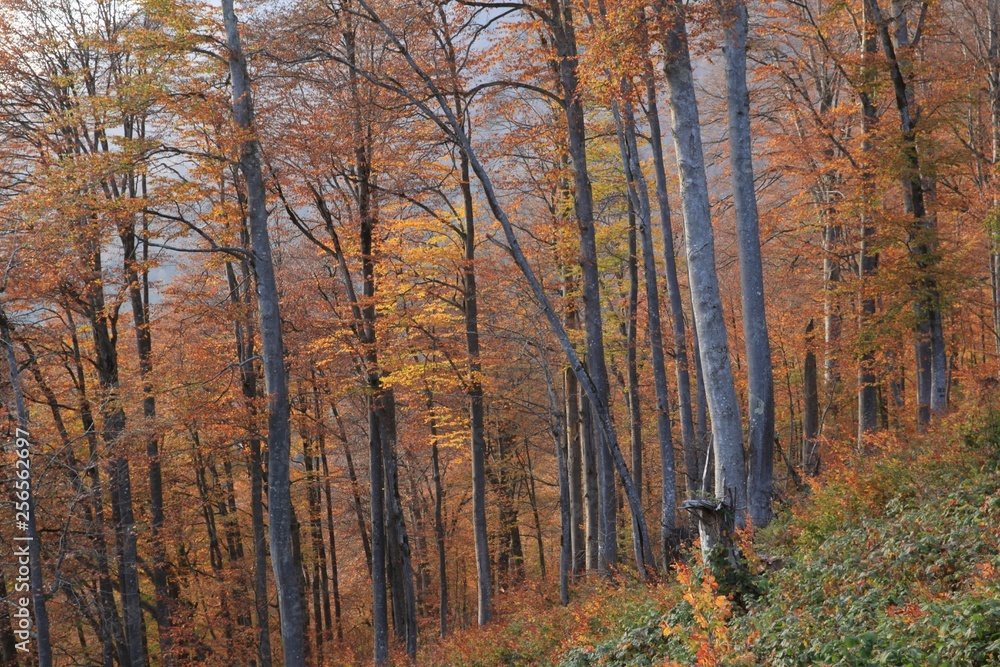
[421,407,1000,666]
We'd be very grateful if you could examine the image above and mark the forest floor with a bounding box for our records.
[422,407,1000,666]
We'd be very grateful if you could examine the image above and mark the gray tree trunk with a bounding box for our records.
[718,0,775,528]
[580,389,599,571]
[428,401,448,638]
[460,149,493,625]
[547,0,619,573]
[858,13,880,445]
[623,197,643,566]
[564,366,585,573]
[220,2,304,665]
[225,256,273,667]
[613,97,679,563]
[803,320,819,474]
[658,0,748,527]
[0,310,52,667]
[865,0,947,424]
[644,67,698,500]
[120,223,174,664]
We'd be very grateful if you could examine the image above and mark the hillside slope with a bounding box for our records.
[560,414,1000,667]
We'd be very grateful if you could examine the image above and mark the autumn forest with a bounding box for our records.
[0,0,998,664]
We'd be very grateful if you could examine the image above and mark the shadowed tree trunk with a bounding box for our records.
[460,145,492,627]
[621,197,644,559]
[580,388,599,571]
[858,7,881,445]
[803,320,819,474]
[427,396,448,638]
[864,0,947,426]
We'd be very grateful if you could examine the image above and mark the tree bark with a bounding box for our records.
[220,2,304,664]
[0,310,52,667]
[858,8,880,445]
[428,399,448,638]
[645,64,698,500]
[225,257,273,667]
[865,0,947,425]
[622,196,644,557]
[657,0,748,530]
[460,147,493,625]
[613,96,679,563]
[120,222,174,663]
[803,320,820,474]
[580,388,599,571]
[718,0,775,528]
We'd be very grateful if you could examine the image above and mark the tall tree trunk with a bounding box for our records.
[298,399,332,655]
[989,0,1000,364]
[865,0,947,425]
[554,406,571,605]
[644,62,698,500]
[563,324,585,573]
[580,388,599,571]
[316,419,343,643]
[614,94,680,565]
[657,0,748,541]
[803,320,819,474]
[560,157,584,575]
[225,258,273,667]
[428,399,448,638]
[460,147,493,625]
[858,9,880,445]
[523,438,547,579]
[718,0,775,528]
[120,224,174,663]
[693,317,711,493]
[221,2,304,664]
[622,196,644,562]
[0,310,52,667]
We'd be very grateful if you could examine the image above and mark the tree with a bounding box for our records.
[220,0,305,663]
